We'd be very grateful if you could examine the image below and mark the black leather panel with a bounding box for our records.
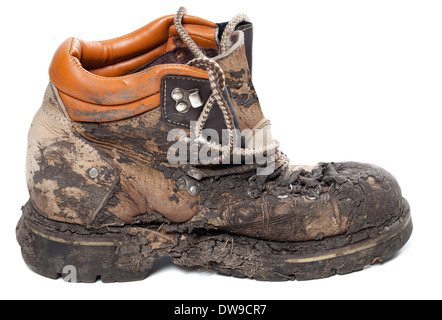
[161,76,241,145]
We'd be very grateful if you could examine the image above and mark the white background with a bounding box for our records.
[0,0,441,300]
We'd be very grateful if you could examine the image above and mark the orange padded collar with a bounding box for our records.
[49,15,217,122]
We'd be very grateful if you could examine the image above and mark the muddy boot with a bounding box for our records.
[17,7,412,282]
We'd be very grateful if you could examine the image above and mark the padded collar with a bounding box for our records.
[49,15,218,122]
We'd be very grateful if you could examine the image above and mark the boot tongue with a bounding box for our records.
[215,29,266,131]
[215,28,273,150]
[172,8,272,150]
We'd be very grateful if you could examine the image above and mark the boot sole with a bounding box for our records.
[16,200,412,282]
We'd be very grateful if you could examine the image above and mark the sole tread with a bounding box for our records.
[16,200,412,282]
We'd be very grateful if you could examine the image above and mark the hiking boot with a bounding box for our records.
[17,7,412,282]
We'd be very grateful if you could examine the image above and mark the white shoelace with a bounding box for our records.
[174,7,284,166]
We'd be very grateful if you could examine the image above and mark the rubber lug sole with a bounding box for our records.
[16,200,412,282]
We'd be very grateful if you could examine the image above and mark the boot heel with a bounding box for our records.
[16,201,162,283]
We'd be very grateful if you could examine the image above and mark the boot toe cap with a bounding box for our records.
[331,162,405,234]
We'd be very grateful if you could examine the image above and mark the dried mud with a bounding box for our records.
[17,198,411,282]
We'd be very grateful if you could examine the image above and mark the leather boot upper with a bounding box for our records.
[27,10,407,243]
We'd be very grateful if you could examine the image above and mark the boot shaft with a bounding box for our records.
[27,11,265,227]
